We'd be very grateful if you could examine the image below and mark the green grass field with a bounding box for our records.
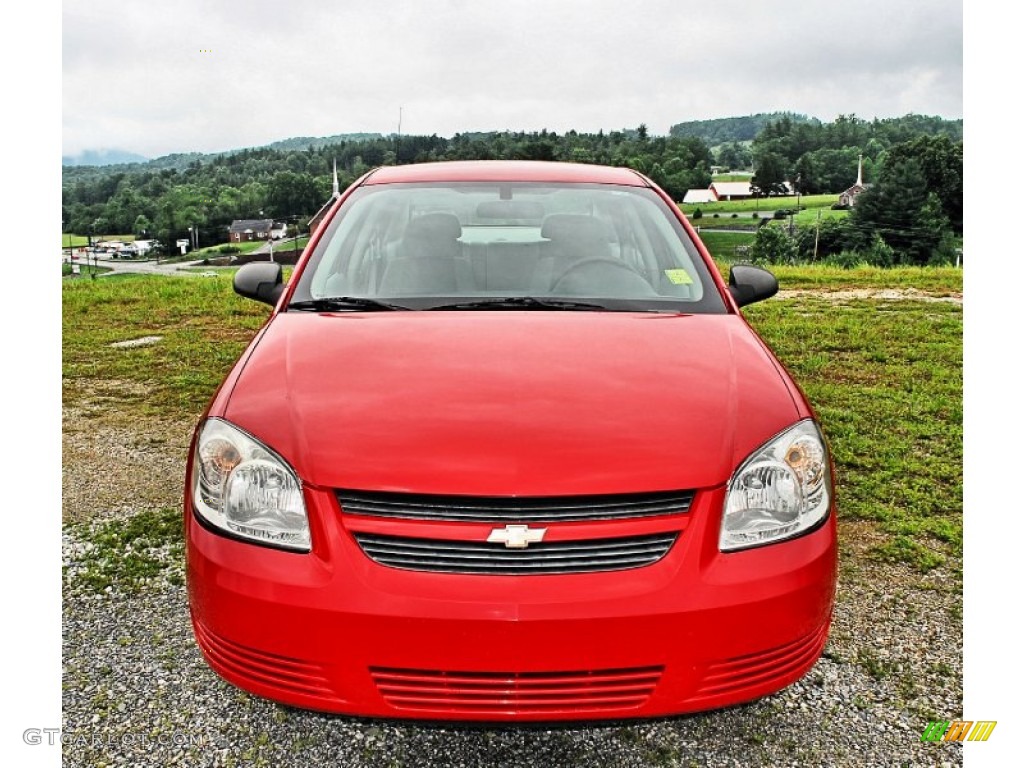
[63,233,136,248]
[62,262,112,277]
[695,230,755,262]
[709,173,753,182]
[193,240,267,257]
[62,267,962,573]
[681,193,840,215]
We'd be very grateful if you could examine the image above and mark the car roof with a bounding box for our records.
[362,160,650,186]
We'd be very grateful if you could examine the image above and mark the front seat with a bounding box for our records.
[532,214,613,291]
[378,213,470,295]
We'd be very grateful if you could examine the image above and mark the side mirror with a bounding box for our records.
[233,262,284,306]
[728,264,778,308]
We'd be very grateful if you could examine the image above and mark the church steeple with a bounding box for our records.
[856,154,863,187]
[332,158,340,198]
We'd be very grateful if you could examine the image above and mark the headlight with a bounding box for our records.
[720,420,832,552]
[191,418,311,551]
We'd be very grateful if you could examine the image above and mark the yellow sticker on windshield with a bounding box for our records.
[664,269,693,285]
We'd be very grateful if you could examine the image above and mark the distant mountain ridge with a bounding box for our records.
[62,149,150,167]
[63,133,386,170]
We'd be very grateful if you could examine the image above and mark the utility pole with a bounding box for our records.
[395,106,403,165]
[812,209,822,262]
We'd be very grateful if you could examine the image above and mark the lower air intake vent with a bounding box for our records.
[370,666,663,714]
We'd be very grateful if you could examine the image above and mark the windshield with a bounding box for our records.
[290,181,726,313]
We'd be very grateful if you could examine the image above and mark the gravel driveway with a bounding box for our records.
[61,404,963,768]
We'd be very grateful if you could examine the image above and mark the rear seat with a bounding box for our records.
[477,243,542,291]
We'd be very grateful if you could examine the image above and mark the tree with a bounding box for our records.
[91,217,110,239]
[794,218,855,262]
[265,171,323,218]
[715,142,750,171]
[793,154,818,194]
[750,151,789,197]
[884,135,962,233]
[852,157,937,264]
[750,225,797,265]
[797,148,860,193]
[133,214,151,238]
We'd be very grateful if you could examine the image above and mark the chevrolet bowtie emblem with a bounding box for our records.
[486,524,547,549]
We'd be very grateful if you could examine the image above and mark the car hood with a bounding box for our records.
[222,311,803,494]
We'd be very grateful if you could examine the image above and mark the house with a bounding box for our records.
[309,159,342,234]
[838,155,871,207]
[228,219,274,243]
[682,189,715,205]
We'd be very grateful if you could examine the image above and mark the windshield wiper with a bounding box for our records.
[428,296,608,311]
[289,297,411,312]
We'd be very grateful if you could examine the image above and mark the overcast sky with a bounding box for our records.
[63,0,963,159]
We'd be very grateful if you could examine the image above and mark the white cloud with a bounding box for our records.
[62,0,963,158]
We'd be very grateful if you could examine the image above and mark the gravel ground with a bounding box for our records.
[61,395,963,767]
[775,288,962,304]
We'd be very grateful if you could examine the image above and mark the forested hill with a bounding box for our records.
[669,113,816,144]
[670,113,962,146]
[62,114,963,253]
[259,133,384,152]
[61,129,716,239]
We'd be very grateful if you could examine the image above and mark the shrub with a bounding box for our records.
[865,235,895,267]
[750,225,798,265]
[218,244,241,254]
[825,250,867,269]
[692,208,703,220]
[712,213,720,218]
[731,213,738,218]
[929,233,961,266]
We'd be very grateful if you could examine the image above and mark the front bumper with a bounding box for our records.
[186,485,837,721]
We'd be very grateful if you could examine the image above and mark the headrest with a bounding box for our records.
[404,212,462,242]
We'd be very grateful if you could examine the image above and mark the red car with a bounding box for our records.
[186,161,837,721]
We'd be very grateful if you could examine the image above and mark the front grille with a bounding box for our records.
[337,489,694,523]
[370,666,663,714]
[353,532,678,575]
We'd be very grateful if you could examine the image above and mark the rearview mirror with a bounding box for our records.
[728,264,778,307]
[476,200,545,220]
[233,262,284,306]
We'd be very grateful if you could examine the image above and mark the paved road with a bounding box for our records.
[250,235,303,255]
[63,252,211,277]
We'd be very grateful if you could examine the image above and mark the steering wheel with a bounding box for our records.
[550,257,654,294]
